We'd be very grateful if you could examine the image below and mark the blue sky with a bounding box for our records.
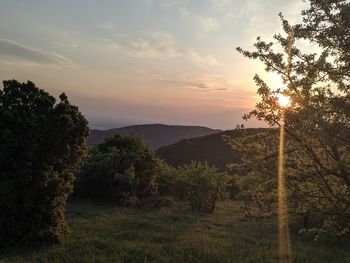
[0,0,307,129]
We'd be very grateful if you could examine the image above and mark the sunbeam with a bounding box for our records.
[278,111,292,263]
[277,25,294,263]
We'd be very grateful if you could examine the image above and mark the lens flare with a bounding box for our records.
[278,112,292,263]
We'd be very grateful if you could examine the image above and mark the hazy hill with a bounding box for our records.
[156,128,267,170]
[88,124,221,149]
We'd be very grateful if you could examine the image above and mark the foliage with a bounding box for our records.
[235,0,350,239]
[155,161,179,197]
[231,129,288,219]
[0,80,89,246]
[75,134,158,203]
[177,162,230,213]
[156,161,231,212]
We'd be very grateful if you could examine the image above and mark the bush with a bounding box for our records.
[0,80,89,246]
[177,162,230,213]
[155,162,178,196]
[75,134,158,203]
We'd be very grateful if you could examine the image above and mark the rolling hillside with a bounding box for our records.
[156,128,267,170]
[88,124,221,149]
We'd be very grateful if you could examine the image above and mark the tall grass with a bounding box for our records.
[1,201,349,263]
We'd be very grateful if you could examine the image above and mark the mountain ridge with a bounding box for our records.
[156,128,267,170]
[88,123,222,149]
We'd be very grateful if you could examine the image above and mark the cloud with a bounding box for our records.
[149,73,234,92]
[0,39,74,67]
[115,32,179,59]
[210,0,233,9]
[196,16,221,32]
[179,7,221,34]
[113,32,218,68]
[96,22,115,30]
[210,0,248,26]
[141,0,180,8]
[185,50,217,67]
[210,0,308,38]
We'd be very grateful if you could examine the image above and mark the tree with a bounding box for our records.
[75,134,158,203]
[0,80,89,246]
[234,0,350,239]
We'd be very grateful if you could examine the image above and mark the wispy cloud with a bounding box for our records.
[179,7,221,34]
[149,73,235,92]
[96,22,115,31]
[142,0,179,8]
[0,39,74,67]
[112,32,218,68]
[210,0,307,38]
[210,0,248,25]
[196,16,221,32]
[210,0,233,9]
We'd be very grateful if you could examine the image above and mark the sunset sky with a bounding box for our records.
[0,0,307,129]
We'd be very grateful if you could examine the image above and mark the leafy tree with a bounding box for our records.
[75,134,158,203]
[234,0,350,239]
[231,129,286,219]
[0,80,89,246]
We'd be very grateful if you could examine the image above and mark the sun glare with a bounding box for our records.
[277,94,290,108]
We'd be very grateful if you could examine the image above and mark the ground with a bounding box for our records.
[1,201,349,263]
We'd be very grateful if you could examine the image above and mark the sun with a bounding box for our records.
[277,94,290,108]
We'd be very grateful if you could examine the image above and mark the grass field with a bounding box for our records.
[1,201,349,263]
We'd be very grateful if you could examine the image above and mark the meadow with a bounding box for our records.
[1,201,349,263]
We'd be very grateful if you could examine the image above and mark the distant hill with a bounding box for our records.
[88,124,221,149]
[156,128,267,170]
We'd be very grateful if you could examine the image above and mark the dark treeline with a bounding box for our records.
[73,133,232,213]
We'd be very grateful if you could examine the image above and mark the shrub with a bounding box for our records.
[0,80,89,246]
[155,162,178,196]
[178,162,230,213]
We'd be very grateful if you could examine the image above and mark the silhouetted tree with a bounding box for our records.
[0,80,89,246]
[234,0,350,239]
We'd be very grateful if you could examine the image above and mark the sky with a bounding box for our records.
[0,0,308,130]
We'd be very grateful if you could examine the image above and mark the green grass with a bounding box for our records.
[1,201,349,263]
